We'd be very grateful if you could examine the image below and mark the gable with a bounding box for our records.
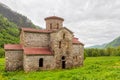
[52,27,73,34]
[50,27,74,43]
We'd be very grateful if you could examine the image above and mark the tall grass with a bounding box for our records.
[0,57,120,80]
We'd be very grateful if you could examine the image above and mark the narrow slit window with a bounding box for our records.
[76,56,77,61]
[59,41,61,48]
[50,23,52,29]
[39,58,43,67]
[63,33,65,39]
[57,23,59,29]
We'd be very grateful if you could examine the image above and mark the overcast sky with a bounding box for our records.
[0,0,120,47]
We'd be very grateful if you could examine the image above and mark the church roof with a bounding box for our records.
[4,44,52,55]
[21,27,73,34]
[24,47,52,55]
[44,16,64,21]
[21,28,52,33]
[72,38,84,46]
[4,44,23,50]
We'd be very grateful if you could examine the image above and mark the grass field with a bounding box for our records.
[0,57,120,80]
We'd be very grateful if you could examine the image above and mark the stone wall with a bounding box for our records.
[5,50,23,71]
[23,32,50,47]
[50,28,74,69]
[45,19,63,30]
[72,44,84,66]
[79,45,84,64]
[23,55,55,72]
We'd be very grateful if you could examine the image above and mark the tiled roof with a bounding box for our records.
[72,38,84,46]
[24,47,52,55]
[4,44,52,55]
[44,16,64,21]
[21,28,52,33]
[4,44,23,50]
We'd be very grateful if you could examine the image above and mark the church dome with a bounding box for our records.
[45,16,64,30]
[44,16,64,21]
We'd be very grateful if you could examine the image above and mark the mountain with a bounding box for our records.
[88,44,107,49]
[0,2,39,28]
[0,14,20,57]
[105,36,120,48]
[0,3,42,57]
[88,36,120,49]
[0,14,19,48]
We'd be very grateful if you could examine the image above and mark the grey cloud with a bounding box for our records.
[0,0,120,47]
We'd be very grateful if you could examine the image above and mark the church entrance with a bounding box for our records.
[61,56,66,69]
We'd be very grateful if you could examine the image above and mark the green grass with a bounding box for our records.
[0,57,120,80]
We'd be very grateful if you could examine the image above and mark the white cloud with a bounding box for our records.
[0,0,120,47]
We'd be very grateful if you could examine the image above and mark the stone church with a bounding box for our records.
[4,16,84,72]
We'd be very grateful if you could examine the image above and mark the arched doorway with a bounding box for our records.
[39,58,43,67]
[61,56,66,69]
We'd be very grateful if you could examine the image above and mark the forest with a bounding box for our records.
[85,46,120,57]
[0,14,19,57]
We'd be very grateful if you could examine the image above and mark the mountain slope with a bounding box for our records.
[0,14,20,57]
[0,2,38,28]
[105,36,120,48]
[88,36,120,49]
[0,14,19,48]
[88,44,106,49]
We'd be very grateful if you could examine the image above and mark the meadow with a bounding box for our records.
[0,57,120,80]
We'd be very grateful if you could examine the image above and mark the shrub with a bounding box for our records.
[0,48,5,58]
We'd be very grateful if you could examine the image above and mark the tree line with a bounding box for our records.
[84,46,120,57]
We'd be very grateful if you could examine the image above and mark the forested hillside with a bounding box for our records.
[0,3,43,57]
[0,2,39,28]
[85,36,120,57]
[88,36,120,49]
[105,36,120,48]
[0,14,19,57]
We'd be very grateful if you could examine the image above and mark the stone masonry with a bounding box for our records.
[4,16,84,72]
[5,48,23,71]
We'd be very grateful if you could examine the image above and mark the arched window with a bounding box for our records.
[63,33,65,39]
[57,23,59,29]
[50,23,52,29]
[62,56,65,60]
[39,58,43,67]
[73,56,75,59]
[61,56,66,69]
[76,56,78,61]
[59,41,61,48]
